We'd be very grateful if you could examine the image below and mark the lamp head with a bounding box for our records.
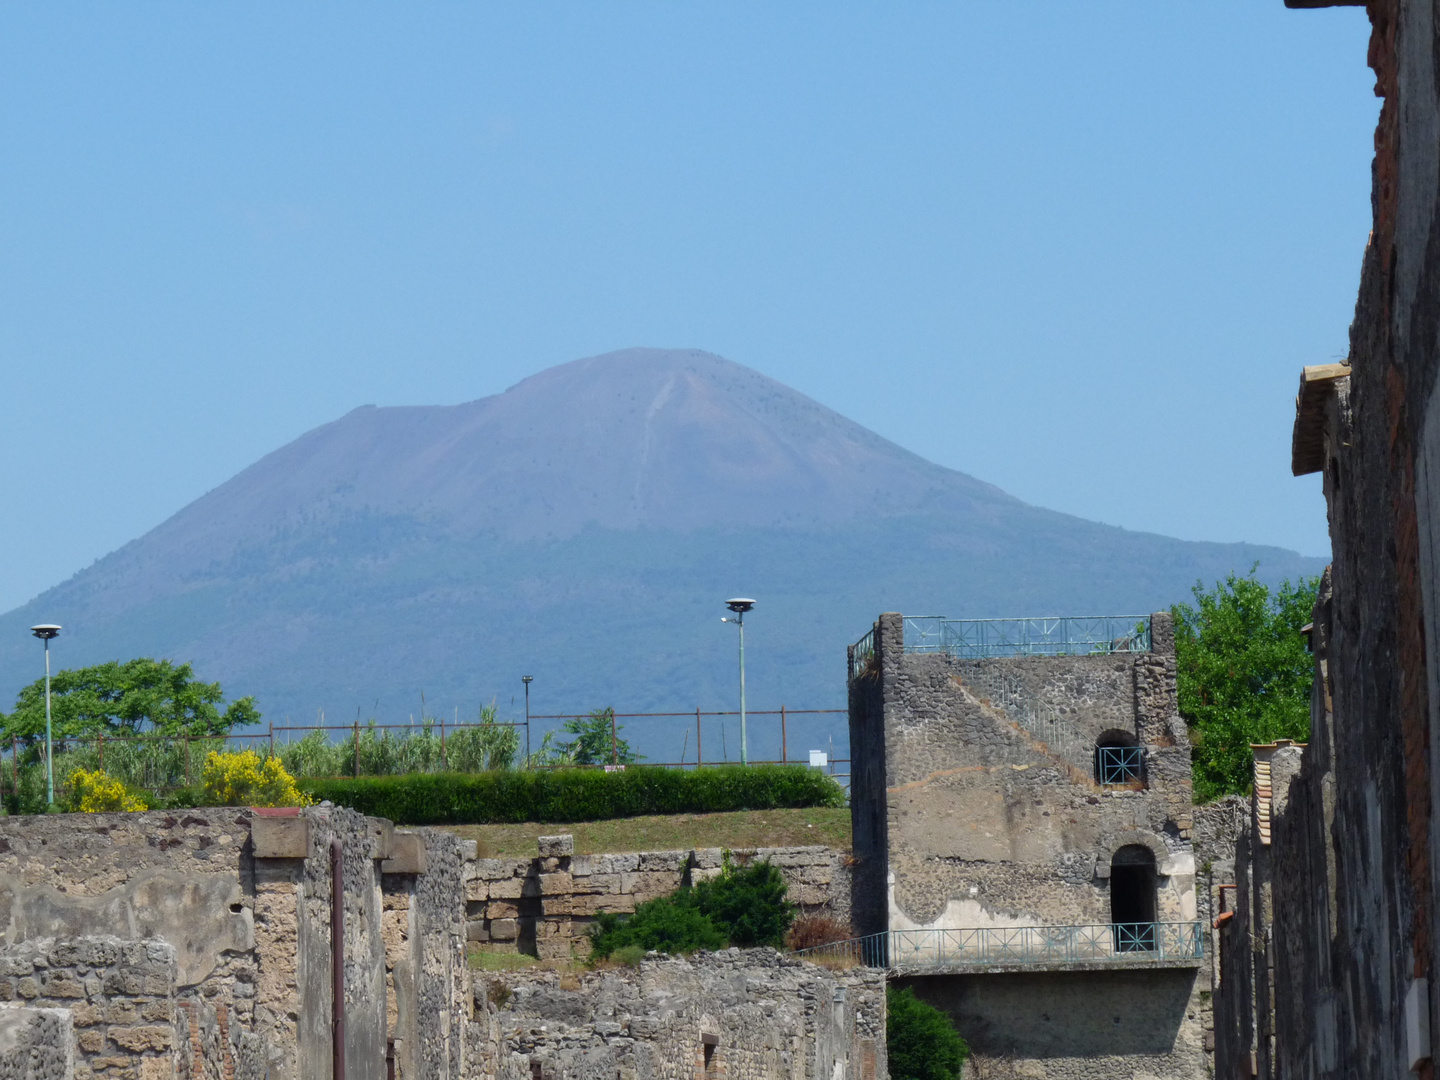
[30,624,60,641]
[725,598,755,615]
[522,675,533,685]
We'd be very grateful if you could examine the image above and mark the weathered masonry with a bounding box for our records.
[847,612,1218,1079]
[0,809,877,1080]
[1204,0,1440,1077]
[0,805,468,1080]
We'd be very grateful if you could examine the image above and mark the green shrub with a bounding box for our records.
[692,856,796,947]
[301,764,844,825]
[588,854,796,959]
[611,944,646,967]
[887,987,969,1080]
[589,894,727,959]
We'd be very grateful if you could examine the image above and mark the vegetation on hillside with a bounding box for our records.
[1172,570,1319,802]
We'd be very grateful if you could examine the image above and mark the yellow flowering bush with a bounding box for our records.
[68,768,148,813]
[202,750,311,808]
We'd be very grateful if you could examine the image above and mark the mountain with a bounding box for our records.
[0,348,1325,762]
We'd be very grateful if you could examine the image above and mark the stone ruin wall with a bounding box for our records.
[0,807,868,1080]
[469,947,887,1080]
[463,837,852,961]
[850,612,1200,936]
[0,806,471,1080]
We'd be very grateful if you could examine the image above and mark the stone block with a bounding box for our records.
[251,815,310,858]
[570,894,636,916]
[475,858,518,880]
[466,921,490,942]
[0,1007,73,1077]
[367,817,395,860]
[489,919,518,942]
[637,851,686,872]
[570,855,595,877]
[381,830,428,875]
[488,878,524,900]
[486,901,521,920]
[541,897,573,917]
[109,1024,174,1051]
[574,873,621,895]
[78,1027,106,1052]
[539,872,573,895]
[691,848,725,869]
[459,839,479,861]
[465,878,489,902]
[535,937,572,961]
[538,835,574,857]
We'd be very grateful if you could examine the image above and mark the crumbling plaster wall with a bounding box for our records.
[0,806,467,1080]
[471,948,887,1080]
[850,612,1197,934]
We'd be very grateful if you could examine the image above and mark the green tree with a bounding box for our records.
[0,658,260,743]
[560,708,641,765]
[692,855,796,947]
[887,986,969,1080]
[1172,570,1319,801]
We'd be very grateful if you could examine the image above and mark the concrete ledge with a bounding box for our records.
[889,956,1205,976]
[251,815,310,858]
[381,831,428,875]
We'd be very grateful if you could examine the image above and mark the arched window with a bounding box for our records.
[1110,845,1157,952]
[1094,729,1143,786]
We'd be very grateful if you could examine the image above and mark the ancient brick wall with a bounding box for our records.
[470,948,887,1080]
[0,936,175,1080]
[463,837,851,961]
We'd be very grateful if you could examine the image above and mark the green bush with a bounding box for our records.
[589,894,728,959]
[887,987,969,1080]
[692,856,796,947]
[588,854,796,959]
[300,764,844,825]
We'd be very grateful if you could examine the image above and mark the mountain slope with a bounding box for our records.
[0,348,1325,760]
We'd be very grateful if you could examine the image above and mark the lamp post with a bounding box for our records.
[721,599,755,765]
[30,624,61,809]
[522,676,533,765]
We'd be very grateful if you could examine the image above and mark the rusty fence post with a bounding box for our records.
[353,720,361,777]
[269,721,275,761]
[696,708,702,769]
[781,706,787,764]
[184,737,191,787]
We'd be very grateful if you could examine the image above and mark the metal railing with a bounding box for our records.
[904,616,1151,659]
[848,629,876,679]
[1096,745,1145,785]
[796,921,1203,969]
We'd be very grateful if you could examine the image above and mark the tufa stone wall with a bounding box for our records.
[470,947,887,1080]
[463,838,851,960]
[0,937,173,1080]
[0,806,473,1080]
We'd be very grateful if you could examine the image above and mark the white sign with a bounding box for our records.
[809,750,828,768]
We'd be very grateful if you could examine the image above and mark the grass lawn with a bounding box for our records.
[443,805,851,858]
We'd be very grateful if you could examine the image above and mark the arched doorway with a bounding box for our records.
[1110,845,1157,952]
[1094,729,1142,786]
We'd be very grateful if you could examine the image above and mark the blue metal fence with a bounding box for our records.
[796,921,1203,969]
[903,616,1151,659]
[1096,745,1145,785]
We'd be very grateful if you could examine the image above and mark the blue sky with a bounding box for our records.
[0,3,1374,614]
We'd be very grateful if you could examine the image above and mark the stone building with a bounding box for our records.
[1205,1,1440,1077]
[847,610,1215,1078]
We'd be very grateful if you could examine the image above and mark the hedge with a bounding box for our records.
[299,764,846,825]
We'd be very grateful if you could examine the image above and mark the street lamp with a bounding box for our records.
[721,599,755,765]
[522,676,533,764]
[30,624,61,809]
